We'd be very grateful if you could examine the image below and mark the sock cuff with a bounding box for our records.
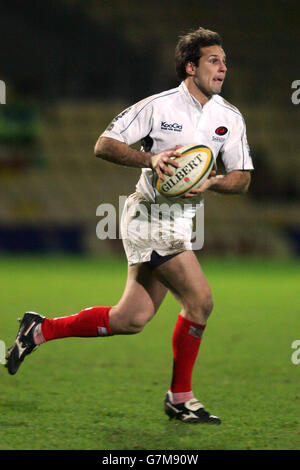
[176,314,206,339]
[168,389,194,404]
[177,313,206,329]
[103,306,113,336]
[33,323,45,345]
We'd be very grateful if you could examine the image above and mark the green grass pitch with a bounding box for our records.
[0,255,299,450]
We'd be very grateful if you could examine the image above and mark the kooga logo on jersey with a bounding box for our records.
[161,154,203,193]
[161,121,183,132]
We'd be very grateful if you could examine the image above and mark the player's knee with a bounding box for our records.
[108,309,145,334]
[184,291,214,323]
[201,294,214,319]
[125,318,146,334]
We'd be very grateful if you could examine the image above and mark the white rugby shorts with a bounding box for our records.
[120,192,193,265]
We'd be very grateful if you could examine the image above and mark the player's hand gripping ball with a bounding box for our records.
[156,145,214,198]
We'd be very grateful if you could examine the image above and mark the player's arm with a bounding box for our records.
[94,136,152,168]
[94,136,179,179]
[204,169,251,194]
[184,170,251,197]
[185,116,253,197]
[209,170,251,193]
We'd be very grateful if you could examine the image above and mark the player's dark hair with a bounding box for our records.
[175,27,222,80]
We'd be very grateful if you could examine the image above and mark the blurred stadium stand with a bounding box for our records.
[0,0,299,256]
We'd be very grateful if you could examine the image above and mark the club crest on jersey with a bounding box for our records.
[161,121,183,132]
[215,126,228,136]
[212,126,228,142]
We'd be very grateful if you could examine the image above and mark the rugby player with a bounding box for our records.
[6,27,253,424]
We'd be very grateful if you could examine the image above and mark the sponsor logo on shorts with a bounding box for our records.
[161,121,183,132]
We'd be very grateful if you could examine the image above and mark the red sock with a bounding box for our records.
[170,314,206,398]
[40,306,112,342]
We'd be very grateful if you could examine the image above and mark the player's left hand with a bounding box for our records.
[183,170,217,197]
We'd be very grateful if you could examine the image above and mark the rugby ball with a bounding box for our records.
[156,144,214,198]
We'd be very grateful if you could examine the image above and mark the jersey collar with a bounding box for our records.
[179,81,214,111]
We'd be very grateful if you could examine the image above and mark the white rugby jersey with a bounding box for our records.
[101,81,254,215]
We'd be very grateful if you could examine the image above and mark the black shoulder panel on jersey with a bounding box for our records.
[141,134,154,153]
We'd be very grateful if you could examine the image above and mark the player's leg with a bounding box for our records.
[37,263,167,339]
[6,263,167,375]
[108,262,168,334]
[155,250,213,324]
[154,250,220,424]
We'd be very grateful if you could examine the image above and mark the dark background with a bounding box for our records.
[0,0,299,256]
[0,0,298,105]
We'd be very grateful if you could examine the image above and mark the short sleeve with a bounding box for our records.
[101,99,153,146]
[220,117,254,172]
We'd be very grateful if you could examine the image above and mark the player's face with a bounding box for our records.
[192,45,227,97]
